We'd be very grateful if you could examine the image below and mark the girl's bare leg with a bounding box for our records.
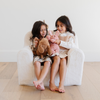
[34,61,41,80]
[33,61,50,88]
[59,57,67,93]
[33,61,44,90]
[49,56,60,91]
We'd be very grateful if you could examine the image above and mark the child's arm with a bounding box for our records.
[31,37,39,52]
[54,35,76,49]
[34,37,39,48]
[59,36,76,49]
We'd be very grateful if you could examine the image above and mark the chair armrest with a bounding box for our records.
[66,48,85,85]
[17,46,34,85]
[17,46,33,63]
[68,48,85,62]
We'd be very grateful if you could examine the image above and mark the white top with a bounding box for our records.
[59,32,76,49]
[59,32,77,58]
[50,31,77,58]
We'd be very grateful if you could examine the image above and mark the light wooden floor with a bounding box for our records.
[0,62,100,100]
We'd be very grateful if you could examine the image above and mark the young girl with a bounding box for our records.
[49,15,77,93]
[30,21,52,91]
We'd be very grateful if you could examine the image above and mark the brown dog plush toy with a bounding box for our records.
[33,38,52,59]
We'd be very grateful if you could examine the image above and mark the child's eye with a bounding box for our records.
[61,25,63,27]
[40,29,46,32]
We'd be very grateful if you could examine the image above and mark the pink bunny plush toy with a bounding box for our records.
[46,30,60,55]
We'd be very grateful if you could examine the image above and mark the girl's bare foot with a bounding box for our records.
[49,82,58,91]
[58,83,65,93]
[33,81,41,88]
[33,81,45,91]
[37,83,45,91]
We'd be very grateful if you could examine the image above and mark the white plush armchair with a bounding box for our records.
[17,32,85,86]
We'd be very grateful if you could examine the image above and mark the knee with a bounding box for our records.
[53,56,60,63]
[60,58,67,66]
[34,61,40,67]
[60,58,67,64]
[45,61,50,66]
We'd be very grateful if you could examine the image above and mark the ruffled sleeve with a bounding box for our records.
[59,35,77,49]
[30,38,37,51]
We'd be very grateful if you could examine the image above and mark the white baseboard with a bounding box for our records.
[0,50,19,62]
[0,50,100,62]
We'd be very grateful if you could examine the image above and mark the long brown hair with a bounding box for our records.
[30,21,48,40]
[55,15,75,36]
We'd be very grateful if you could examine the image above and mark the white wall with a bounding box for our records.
[0,0,100,62]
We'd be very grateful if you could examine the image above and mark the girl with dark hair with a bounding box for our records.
[50,15,77,93]
[55,15,75,36]
[30,21,51,91]
[31,21,48,39]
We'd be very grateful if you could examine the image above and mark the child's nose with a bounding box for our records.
[57,28,60,31]
[42,31,45,33]
[43,30,46,33]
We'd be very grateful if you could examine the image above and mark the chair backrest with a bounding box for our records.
[74,34,79,48]
[24,32,79,48]
[24,32,32,47]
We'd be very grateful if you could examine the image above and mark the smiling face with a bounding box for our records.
[56,21,66,33]
[40,25,47,38]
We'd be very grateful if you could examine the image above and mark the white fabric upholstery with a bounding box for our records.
[17,32,85,86]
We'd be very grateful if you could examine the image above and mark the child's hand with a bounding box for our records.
[54,39,61,45]
[34,37,39,47]
[34,41,38,47]
[34,37,39,41]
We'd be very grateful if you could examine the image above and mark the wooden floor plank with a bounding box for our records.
[61,86,84,100]
[3,78,23,92]
[11,65,18,80]
[77,73,100,100]
[0,79,10,94]
[0,62,6,67]
[86,62,100,74]
[0,62,17,79]
[19,86,41,100]
[83,62,100,93]
[0,62,100,100]
[0,92,22,100]
[41,87,62,100]
[0,62,9,73]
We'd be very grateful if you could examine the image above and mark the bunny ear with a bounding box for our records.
[48,30,53,36]
[55,30,59,36]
